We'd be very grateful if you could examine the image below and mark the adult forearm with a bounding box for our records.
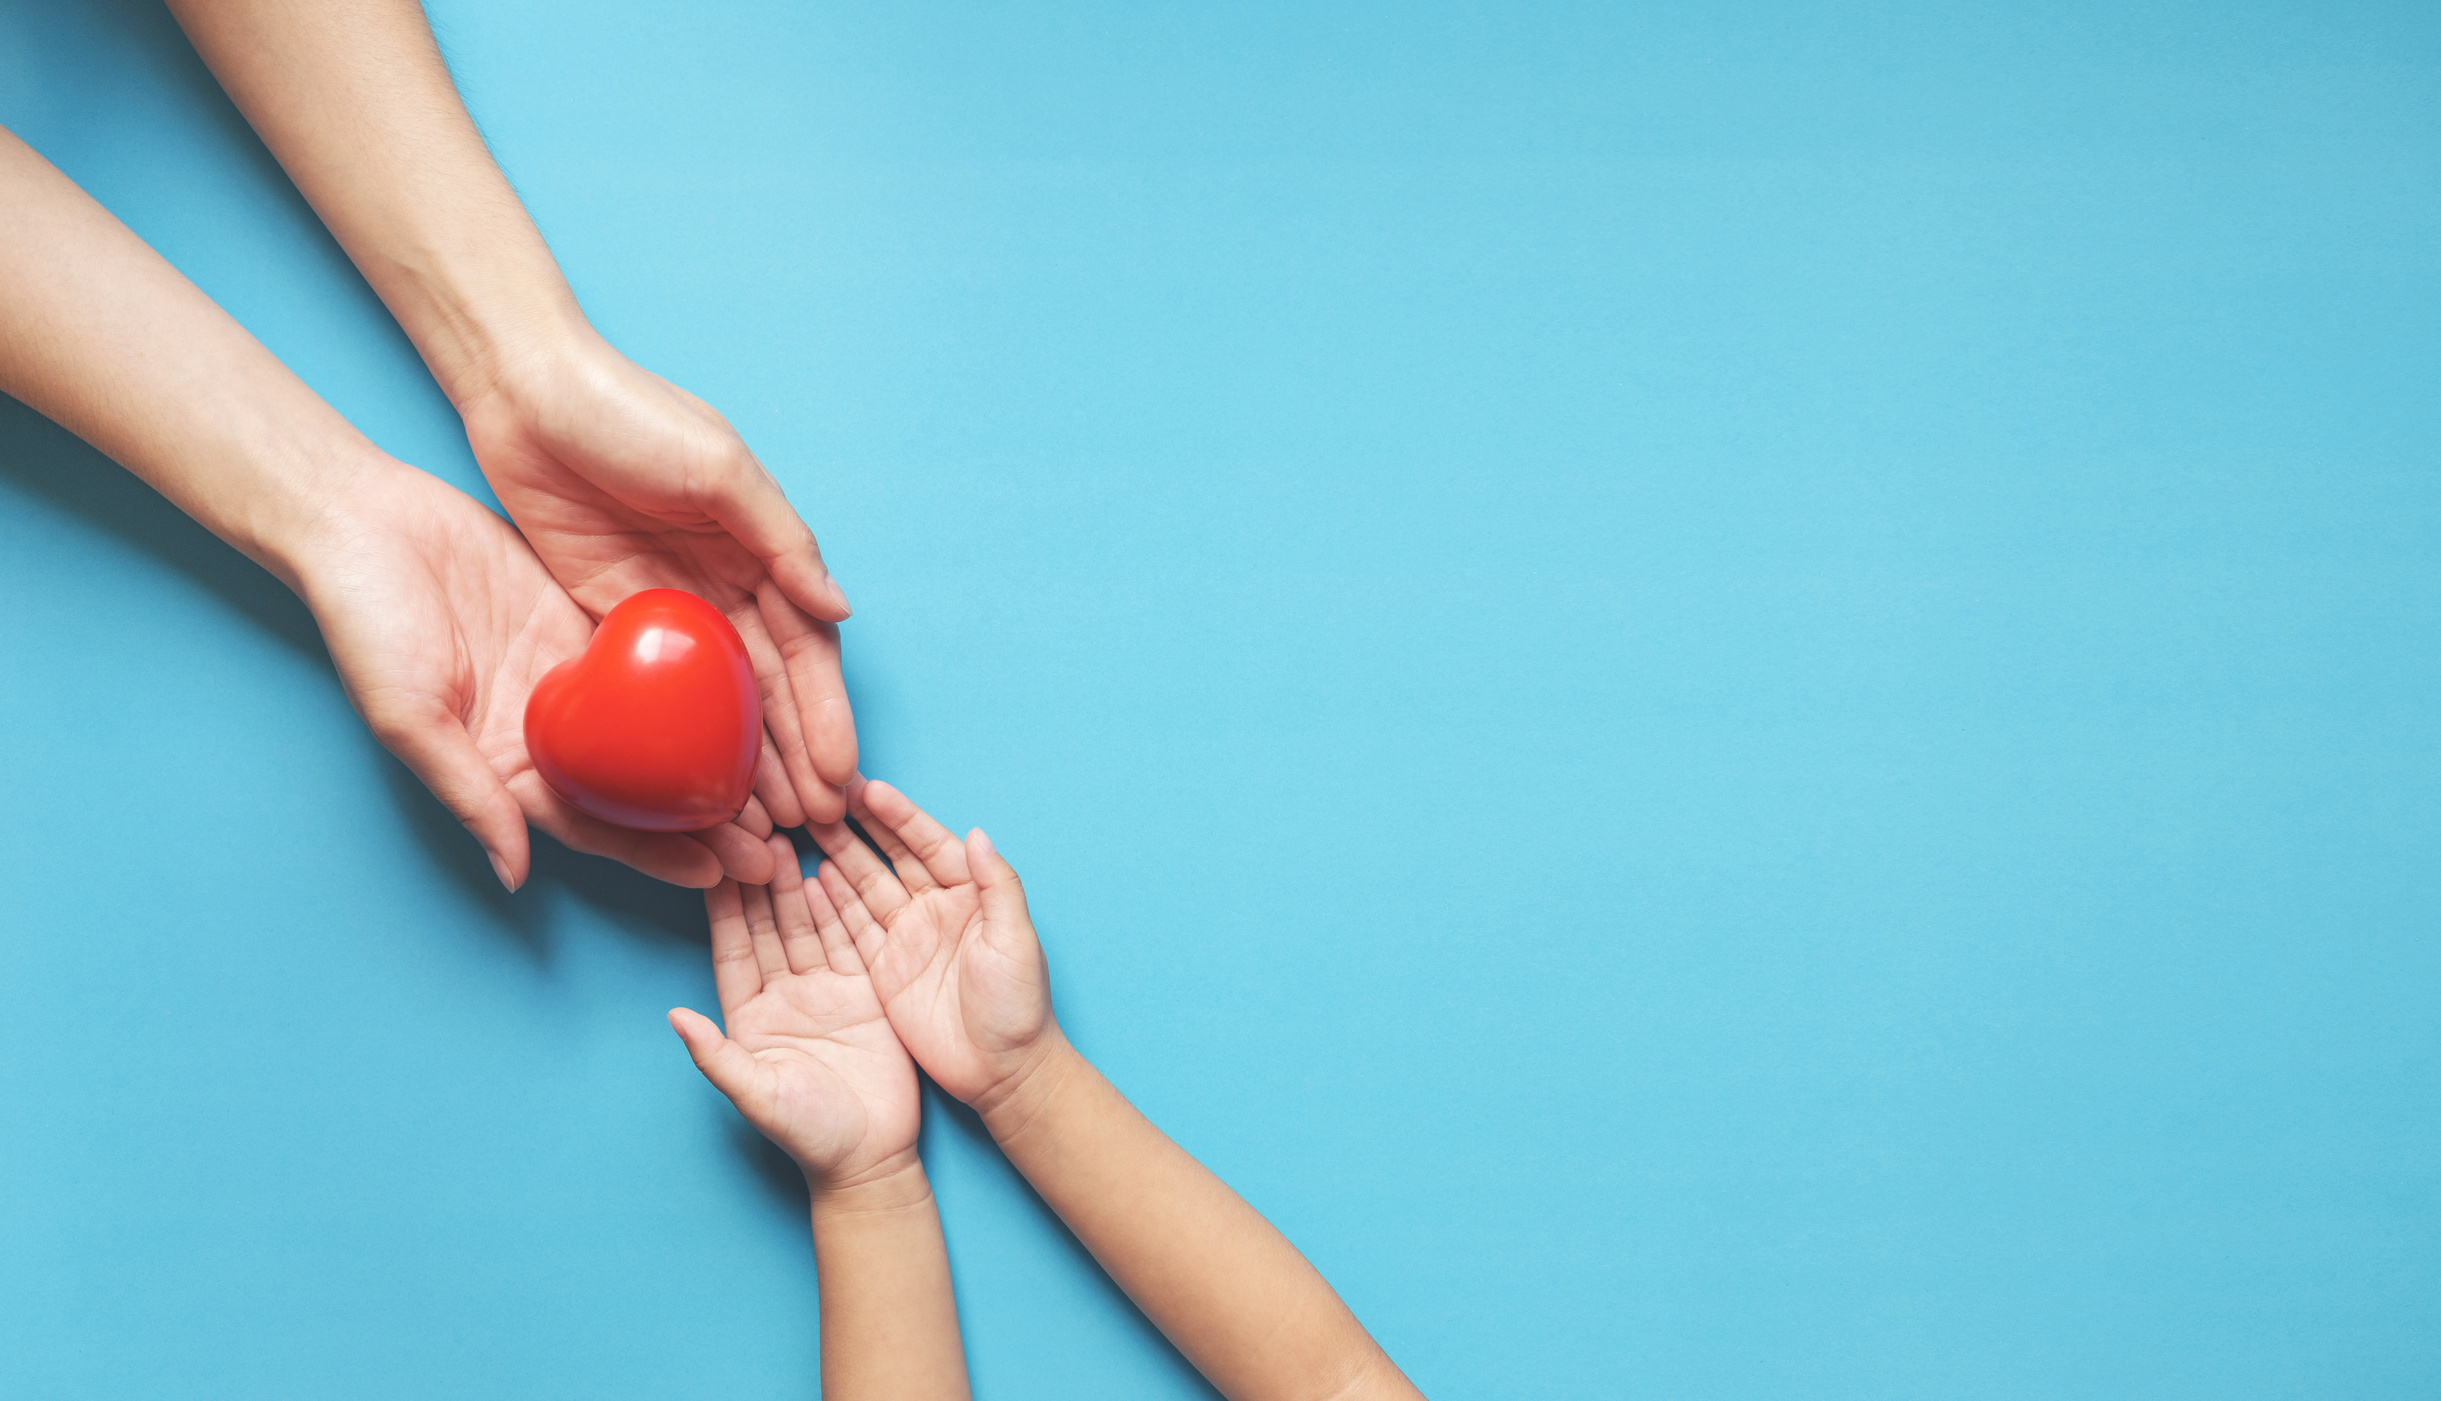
[165,0,586,405]
[0,128,384,588]
[809,1163,971,1401]
[981,1037,1415,1401]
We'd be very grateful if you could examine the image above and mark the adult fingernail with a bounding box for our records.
[489,851,519,892]
[827,579,853,617]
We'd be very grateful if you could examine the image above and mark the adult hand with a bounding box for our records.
[671,836,924,1190]
[808,780,1060,1112]
[300,461,779,891]
[164,0,858,826]
[457,333,855,828]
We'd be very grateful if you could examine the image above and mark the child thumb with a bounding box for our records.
[966,827,1031,926]
[668,1008,761,1104]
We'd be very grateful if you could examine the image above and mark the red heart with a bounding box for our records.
[524,588,761,832]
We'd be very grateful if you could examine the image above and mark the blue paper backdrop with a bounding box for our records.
[3,2,2437,1395]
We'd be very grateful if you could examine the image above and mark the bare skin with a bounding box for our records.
[672,836,971,1401]
[810,780,1426,1401]
[166,0,858,828]
[0,127,771,888]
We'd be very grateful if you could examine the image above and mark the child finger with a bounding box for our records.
[850,803,939,896]
[817,862,891,975]
[853,779,972,889]
[802,870,867,976]
[765,836,826,974]
[808,820,912,921]
[703,881,762,1018]
[739,878,790,984]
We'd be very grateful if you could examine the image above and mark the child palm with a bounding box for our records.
[810,781,1056,1108]
[670,835,921,1188]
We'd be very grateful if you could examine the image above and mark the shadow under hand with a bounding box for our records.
[726,1118,811,1218]
[539,836,709,947]
[0,399,325,659]
[924,1081,1226,1400]
[370,749,552,953]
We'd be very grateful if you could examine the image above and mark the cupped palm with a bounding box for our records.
[459,339,855,826]
[808,781,1055,1107]
[300,462,759,889]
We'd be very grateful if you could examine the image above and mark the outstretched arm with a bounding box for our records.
[812,782,1422,1401]
[0,125,773,890]
[673,838,969,1399]
[167,0,858,826]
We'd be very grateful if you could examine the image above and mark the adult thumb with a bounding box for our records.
[366,696,530,891]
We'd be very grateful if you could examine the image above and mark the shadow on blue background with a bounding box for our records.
[4,1,2439,1397]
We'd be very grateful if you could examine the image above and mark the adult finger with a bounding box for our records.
[752,737,807,830]
[508,773,723,888]
[704,451,851,623]
[737,793,775,840]
[693,820,778,885]
[757,582,857,794]
[360,691,532,892]
[726,601,827,826]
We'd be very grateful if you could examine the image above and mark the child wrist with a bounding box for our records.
[807,1153,932,1217]
[974,1032,1084,1144]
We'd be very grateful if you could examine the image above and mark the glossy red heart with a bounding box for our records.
[524,588,761,832]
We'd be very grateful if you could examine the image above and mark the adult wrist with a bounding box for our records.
[412,267,594,412]
[241,443,415,598]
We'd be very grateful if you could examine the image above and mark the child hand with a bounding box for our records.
[810,780,1058,1112]
[669,835,922,1190]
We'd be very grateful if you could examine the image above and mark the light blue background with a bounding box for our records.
[3,1,2437,1395]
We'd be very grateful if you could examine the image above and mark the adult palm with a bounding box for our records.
[299,463,774,890]
[671,837,922,1186]
[458,335,856,828]
[808,780,1057,1108]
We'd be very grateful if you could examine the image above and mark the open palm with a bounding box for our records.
[300,464,775,889]
[672,836,921,1185]
[808,780,1056,1107]
[459,337,855,828]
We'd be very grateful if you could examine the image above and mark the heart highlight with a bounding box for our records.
[524,588,761,832]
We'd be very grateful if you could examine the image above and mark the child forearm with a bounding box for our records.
[809,1161,971,1401]
[980,1034,1419,1401]
[676,866,970,1399]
